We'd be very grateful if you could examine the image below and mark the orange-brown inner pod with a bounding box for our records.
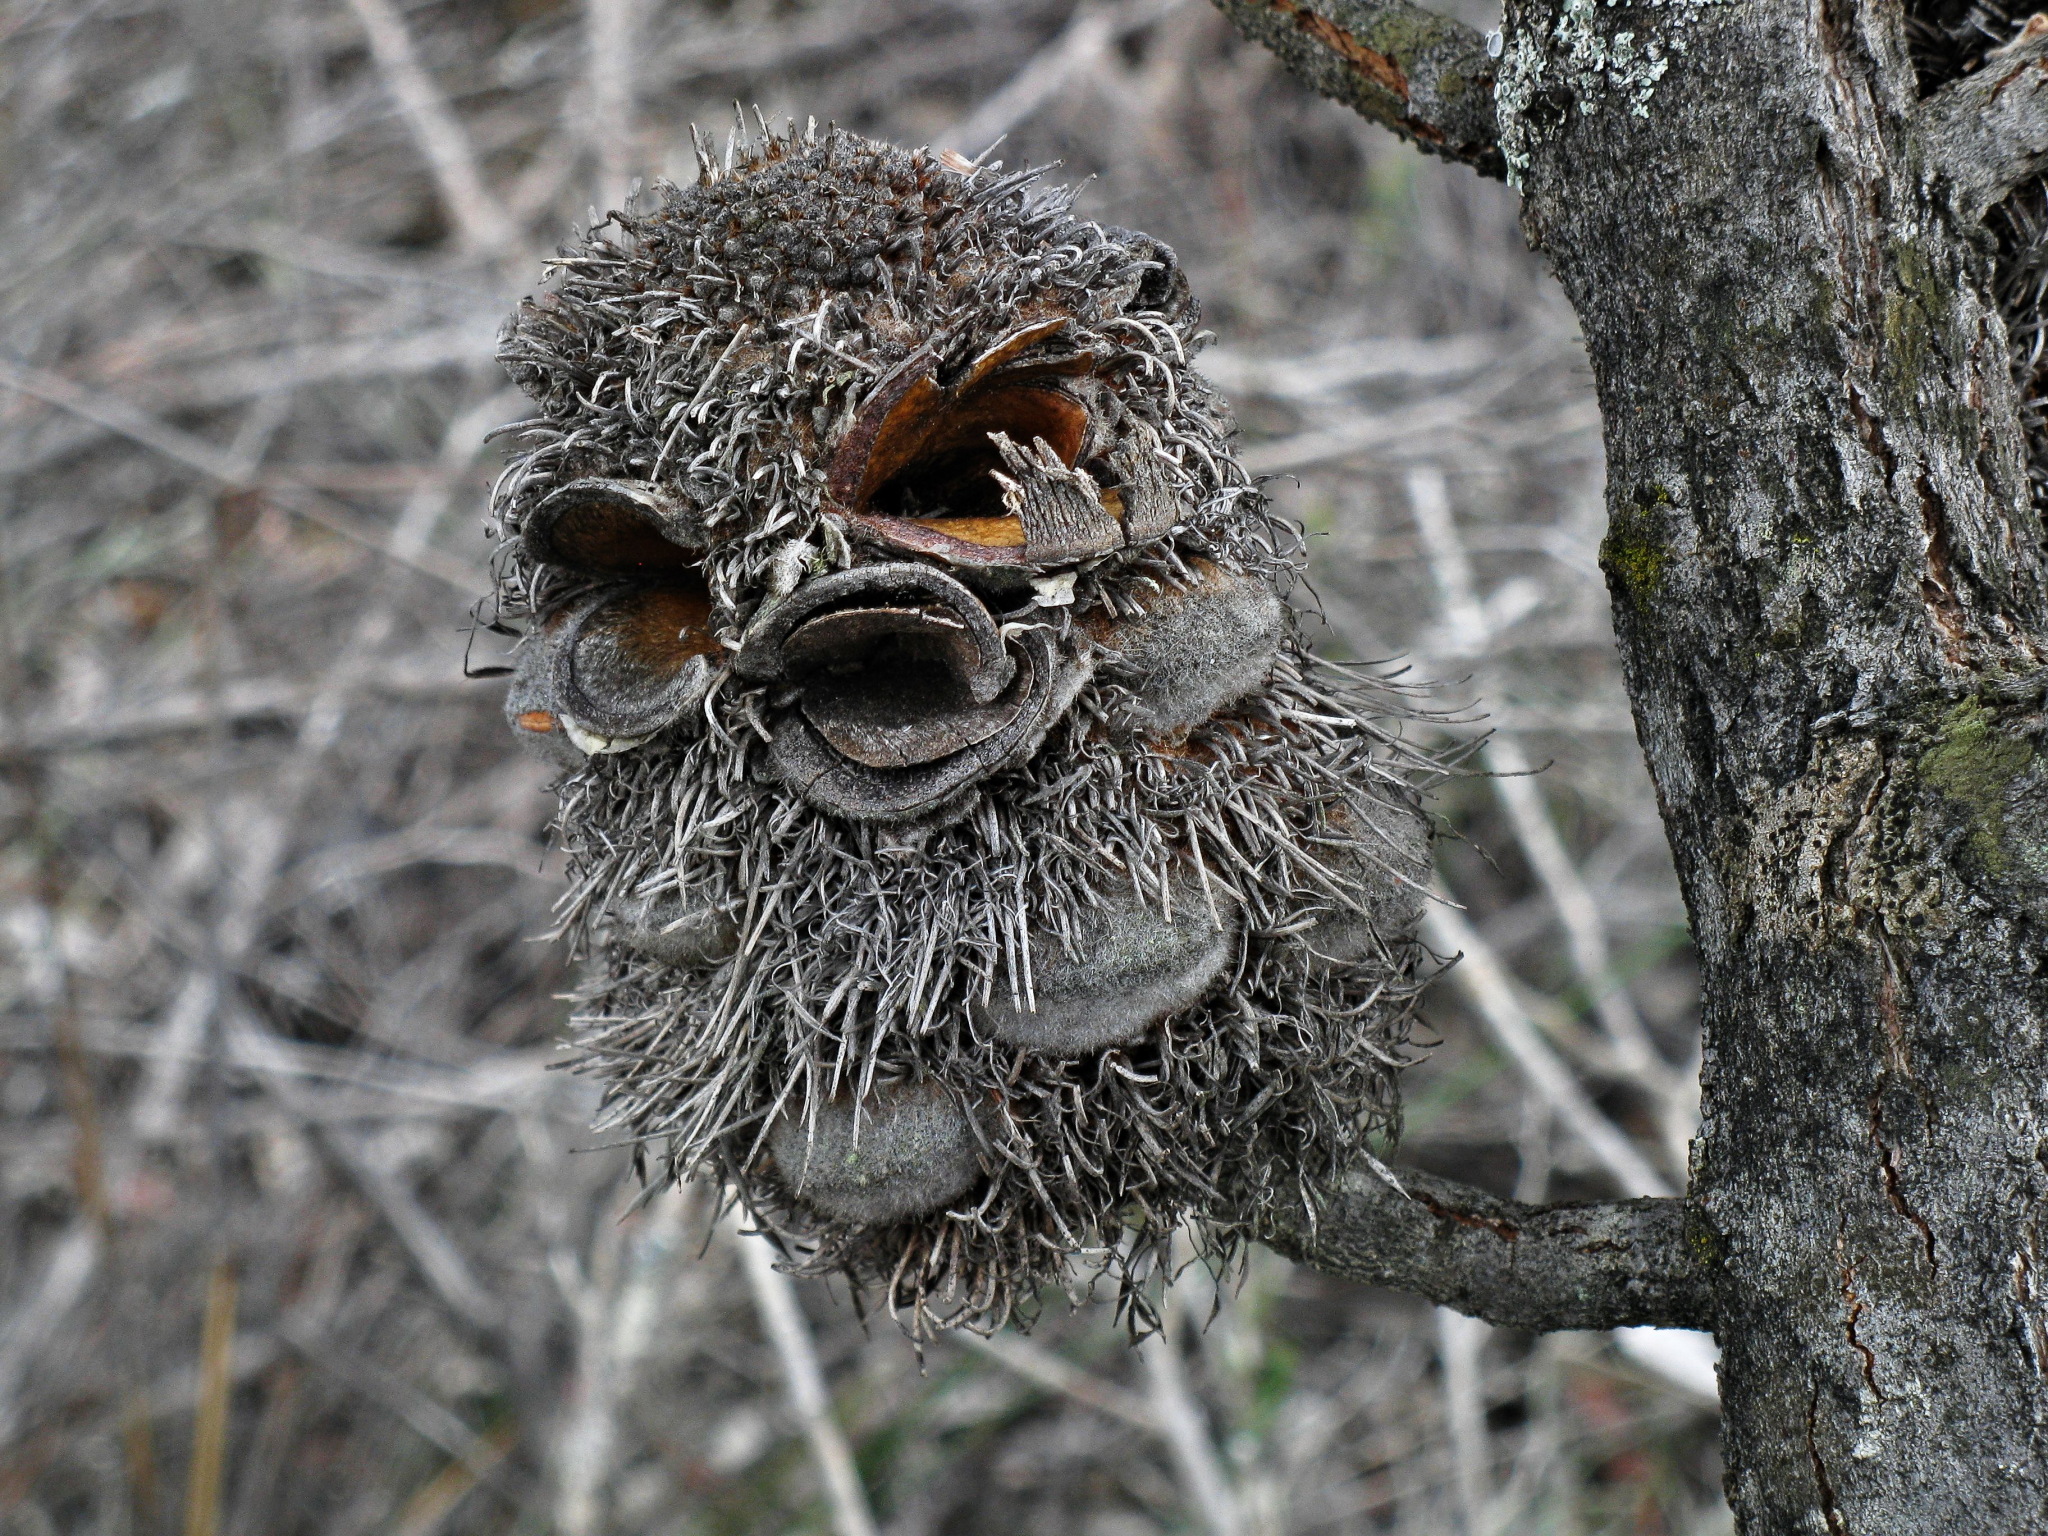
[546,503,698,573]
[861,382,1090,525]
[607,578,720,673]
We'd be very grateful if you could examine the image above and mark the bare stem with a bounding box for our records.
[1138,1273,1243,1536]
[1255,1165,1713,1332]
[182,1261,238,1536]
[1435,1306,1490,1535]
[345,0,517,255]
[1424,901,1674,1200]
[583,0,638,210]
[732,1223,879,1536]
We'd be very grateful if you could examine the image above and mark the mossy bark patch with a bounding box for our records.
[1600,487,1672,607]
[1918,699,2037,878]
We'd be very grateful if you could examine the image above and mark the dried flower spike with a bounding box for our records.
[484,116,1441,1333]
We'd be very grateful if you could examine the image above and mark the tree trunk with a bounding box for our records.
[1218,0,2048,1526]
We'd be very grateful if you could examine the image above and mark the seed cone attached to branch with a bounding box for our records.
[484,116,1446,1333]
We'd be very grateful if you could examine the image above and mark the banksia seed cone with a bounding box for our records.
[487,116,1440,1332]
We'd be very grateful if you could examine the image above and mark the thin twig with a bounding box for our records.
[391,1427,517,1536]
[0,1224,102,1446]
[1137,1266,1242,1536]
[1423,900,1673,1200]
[279,1322,514,1482]
[182,1261,238,1536]
[1407,464,1695,1179]
[319,1124,507,1332]
[1434,1306,1490,1536]
[731,1219,879,1536]
[1406,467,1668,1075]
[955,1332,1160,1433]
[128,384,511,1148]
[345,0,517,255]
[583,0,638,211]
[0,358,483,591]
[551,1186,694,1536]
[0,907,105,1445]
[945,0,1186,156]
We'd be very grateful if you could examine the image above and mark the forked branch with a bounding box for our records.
[1254,1167,1715,1332]
[1208,0,1504,178]
[1920,13,2048,220]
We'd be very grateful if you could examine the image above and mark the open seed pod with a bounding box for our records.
[738,563,1087,821]
[766,621,1085,821]
[520,477,708,574]
[825,318,1186,572]
[488,121,1444,1334]
[544,580,721,750]
[509,477,726,751]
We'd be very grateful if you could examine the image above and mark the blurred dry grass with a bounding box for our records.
[0,0,1726,1531]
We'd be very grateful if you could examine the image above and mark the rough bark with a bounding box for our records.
[1255,1168,1714,1331]
[1219,0,2048,1527]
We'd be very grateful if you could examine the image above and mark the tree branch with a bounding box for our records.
[1919,13,2048,221]
[1208,0,1504,178]
[1252,1166,1715,1332]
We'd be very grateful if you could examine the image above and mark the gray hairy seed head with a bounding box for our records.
[483,115,1447,1334]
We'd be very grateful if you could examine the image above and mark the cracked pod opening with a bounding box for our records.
[768,622,1080,821]
[515,477,726,750]
[787,607,1030,768]
[520,477,709,574]
[827,321,1180,568]
[550,578,721,747]
[736,562,1085,820]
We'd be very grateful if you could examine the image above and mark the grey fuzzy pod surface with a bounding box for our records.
[484,117,1444,1333]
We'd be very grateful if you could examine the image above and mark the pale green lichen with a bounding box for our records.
[1497,0,1726,189]
[1920,699,2037,877]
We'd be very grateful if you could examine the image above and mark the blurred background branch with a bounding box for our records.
[0,0,1722,1530]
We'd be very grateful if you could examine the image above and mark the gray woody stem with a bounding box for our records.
[1254,1167,1714,1332]
[1207,0,1504,178]
[1920,14,2048,221]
